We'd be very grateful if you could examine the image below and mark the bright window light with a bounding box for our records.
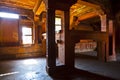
[55,17,61,25]
[22,27,32,44]
[0,12,19,19]
[55,17,61,32]
[55,25,61,32]
[22,27,32,35]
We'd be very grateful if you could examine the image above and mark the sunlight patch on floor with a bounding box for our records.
[0,71,19,77]
[23,59,38,65]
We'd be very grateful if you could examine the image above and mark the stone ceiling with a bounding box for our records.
[0,0,37,10]
[0,0,101,21]
[70,0,100,21]
[71,3,94,17]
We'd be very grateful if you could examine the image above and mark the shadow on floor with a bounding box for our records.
[50,68,114,80]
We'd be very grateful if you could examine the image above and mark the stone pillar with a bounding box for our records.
[97,15,107,61]
[107,20,116,61]
[101,15,107,32]
[46,8,56,75]
[45,0,77,75]
[97,41,106,61]
[100,14,116,61]
[64,10,74,68]
[34,24,38,44]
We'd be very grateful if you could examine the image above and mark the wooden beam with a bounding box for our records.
[33,0,42,14]
[70,30,107,41]
[77,0,100,9]
[78,11,98,21]
[35,1,46,15]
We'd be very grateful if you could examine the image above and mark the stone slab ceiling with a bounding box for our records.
[0,0,37,9]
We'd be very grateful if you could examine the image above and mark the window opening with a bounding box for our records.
[55,17,61,33]
[22,27,33,44]
[0,12,19,19]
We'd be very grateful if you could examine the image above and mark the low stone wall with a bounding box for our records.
[75,41,97,53]
[0,44,44,59]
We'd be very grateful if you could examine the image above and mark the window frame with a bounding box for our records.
[21,26,33,45]
[55,16,62,33]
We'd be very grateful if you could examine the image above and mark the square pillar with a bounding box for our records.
[100,15,116,61]
[99,15,107,61]
[107,20,116,61]
[97,41,106,61]
[46,8,56,75]
[64,10,75,68]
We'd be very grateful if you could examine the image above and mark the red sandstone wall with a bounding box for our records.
[0,44,43,59]
[0,18,19,46]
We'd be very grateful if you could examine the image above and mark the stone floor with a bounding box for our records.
[0,57,53,80]
[75,54,120,80]
[0,55,120,80]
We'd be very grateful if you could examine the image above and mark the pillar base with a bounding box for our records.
[107,55,116,61]
[46,65,75,77]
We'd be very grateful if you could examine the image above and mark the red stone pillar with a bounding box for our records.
[107,20,116,61]
[100,15,116,61]
[101,15,107,32]
[97,15,107,61]
[97,41,106,61]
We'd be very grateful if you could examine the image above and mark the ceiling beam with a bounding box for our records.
[33,0,42,14]
[77,0,100,9]
[78,11,98,21]
[76,0,101,21]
